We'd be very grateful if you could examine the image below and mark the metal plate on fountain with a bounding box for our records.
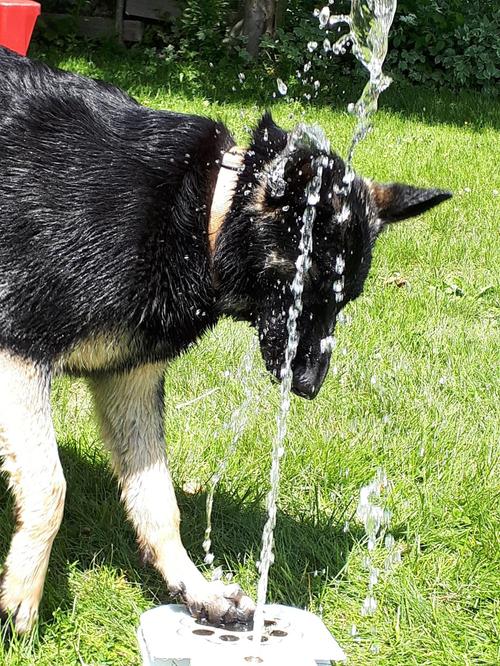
[137,604,346,666]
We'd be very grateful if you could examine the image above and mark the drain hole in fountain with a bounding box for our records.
[220,634,239,642]
[270,629,288,637]
[192,628,215,636]
[246,635,268,643]
[196,618,253,633]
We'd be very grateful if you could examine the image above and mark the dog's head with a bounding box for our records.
[215,113,451,399]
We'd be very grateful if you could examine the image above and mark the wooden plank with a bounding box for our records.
[125,0,180,21]
[123,18,144,42]
[42,14,144,42]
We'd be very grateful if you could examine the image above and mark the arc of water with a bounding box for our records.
[202,335,259,567]
[318,0,398,639]
[323,0,397,169]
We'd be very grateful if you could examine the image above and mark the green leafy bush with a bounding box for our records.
[34,0,499,94]
[388,0,500,92]
[259,0,499,94]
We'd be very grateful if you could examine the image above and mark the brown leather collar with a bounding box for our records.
[208,147,245,255]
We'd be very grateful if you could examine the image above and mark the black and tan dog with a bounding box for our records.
[0,46,450,633]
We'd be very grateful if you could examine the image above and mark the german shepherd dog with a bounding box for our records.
[0,46,451,633]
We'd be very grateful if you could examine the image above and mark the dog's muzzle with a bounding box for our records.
[291,355,330,400]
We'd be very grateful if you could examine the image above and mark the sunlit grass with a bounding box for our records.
[1,44,499,665]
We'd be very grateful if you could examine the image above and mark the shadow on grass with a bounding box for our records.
[29,40,500,132]
[0,440,359,636]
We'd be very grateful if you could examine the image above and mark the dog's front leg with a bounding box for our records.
[0,353,66,634]
[88,364,254,625]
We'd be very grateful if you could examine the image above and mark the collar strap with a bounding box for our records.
[208,147,245,255]
[220,147,246,171]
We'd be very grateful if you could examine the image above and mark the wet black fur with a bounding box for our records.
[0,46,230,367]
[0,47,450,394]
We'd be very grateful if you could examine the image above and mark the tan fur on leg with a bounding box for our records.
[0,352,66,633]
[88,364,255,625]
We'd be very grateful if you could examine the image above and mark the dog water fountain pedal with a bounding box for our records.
[137,604,346,666]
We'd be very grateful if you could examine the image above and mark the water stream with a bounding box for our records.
[201,1,399,651]
[202,335,259,567]
[323,0,398,636]
[251,0,398,651]
[252,125,331,646]
[321,0,397,171]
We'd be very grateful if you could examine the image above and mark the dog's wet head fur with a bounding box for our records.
[214,113,451,399]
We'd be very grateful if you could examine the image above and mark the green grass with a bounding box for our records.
[1,44,499,665]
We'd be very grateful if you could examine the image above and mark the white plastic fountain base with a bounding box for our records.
[137,604,346,666]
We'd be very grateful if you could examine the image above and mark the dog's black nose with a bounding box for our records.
[291,358,329,400]
[291,383,317,400]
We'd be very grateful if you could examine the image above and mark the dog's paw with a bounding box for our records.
[179,580,255,626]
[0,579,39,635]
[0,599,38,635]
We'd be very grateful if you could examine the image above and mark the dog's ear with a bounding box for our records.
[370,183,452,225]
[252,112,288,163]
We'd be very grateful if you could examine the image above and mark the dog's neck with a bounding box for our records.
[208,147,245,255]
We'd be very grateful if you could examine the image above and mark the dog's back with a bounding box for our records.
[0,47,228,368]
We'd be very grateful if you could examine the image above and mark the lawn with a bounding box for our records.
[0,44,499,665]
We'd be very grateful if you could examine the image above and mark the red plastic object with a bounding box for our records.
[0,1,41,56]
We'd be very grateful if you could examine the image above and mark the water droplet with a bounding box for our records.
[335,254,345,274]
[320,336,335,354]
[361,595,377,616]
[277,78,288,95]
[212,566,223,581]
[318,6,330,28]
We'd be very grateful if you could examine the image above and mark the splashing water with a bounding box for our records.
[321,0,397,169]
[319,2,400,635]
[252,125,330,647]
[249,3,398,648]
[202,336,259,566]
[200,0,399,647]
[276,78,288,96]
[355,469,392,617]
